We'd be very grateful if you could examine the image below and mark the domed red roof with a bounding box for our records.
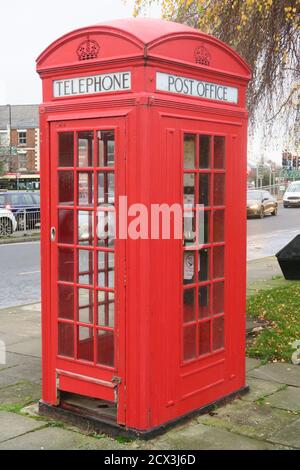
[94,17,200,44]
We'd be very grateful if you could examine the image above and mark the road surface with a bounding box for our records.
[247,203,300,261]
[0,205,299,307]
[0,241,40,308]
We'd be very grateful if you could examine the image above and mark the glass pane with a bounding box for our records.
[213,246,224,279]
[58,248,74,282]
[183,289,195,323]
[97,210,115,247]
[58,285,74,320]
[198,248,209,282]
[199,135,211,169]
[78,131,94,167]
[199,285,210,319]
[183,173,195,206]
[199,321,211,356]
[58,172,74,205]
[98,291,115,327]
[59,133,74,167]
[77,327,94,362]
[78,211,94,246]
[78,172,94,206]
[58,210,74,244]
[183,251,195,285]
[78,288,94,324]
[183,325,196,361]
[184,134,196,169]
[97,330,114,367]
[78,249,94,285]
[214,136,225,169]
[98,131,115,167]
[213,316,224,350]
[98,172,115,205]
[213,210,225,243]
[213,282,224,315]
[199,174,210,206]
[183,212,196,246]
[204,211,210,244]
[98,252,114,288]
[58,323,74,357]
[214,174,225,206]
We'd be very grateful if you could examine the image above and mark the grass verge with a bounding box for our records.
[247,282,300,362]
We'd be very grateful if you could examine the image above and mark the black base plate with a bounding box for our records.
[39,385,249,440]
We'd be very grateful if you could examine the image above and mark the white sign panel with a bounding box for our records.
[53,71,131,98]
[156,72,238,104]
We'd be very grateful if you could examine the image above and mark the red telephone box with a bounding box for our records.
[37,18,251,436]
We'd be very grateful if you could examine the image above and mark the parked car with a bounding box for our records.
[0,191,40,230]
[0,208,17,237]
[283,181,300,208]
[247,190,278,218]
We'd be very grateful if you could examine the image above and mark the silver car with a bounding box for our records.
[0,209,17,237]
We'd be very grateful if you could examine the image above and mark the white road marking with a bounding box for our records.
[0,241,40,248]
[18,270,40,276]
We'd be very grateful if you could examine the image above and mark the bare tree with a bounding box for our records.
[132,0,300,150]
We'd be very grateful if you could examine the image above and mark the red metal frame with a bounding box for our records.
[37,18,251,432]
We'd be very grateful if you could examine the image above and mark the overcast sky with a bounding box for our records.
[0,1,284,161]
[0,0,161,104]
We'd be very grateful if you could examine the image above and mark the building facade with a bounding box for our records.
[0,105,40,176]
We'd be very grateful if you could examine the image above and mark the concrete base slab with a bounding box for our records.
[39,386,249,440]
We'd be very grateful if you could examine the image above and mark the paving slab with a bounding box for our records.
[265,386,300,412]
[0,369,26,388]
[0,411,43,443]
[271,417,300,448]
[243,377,284,402]
[2,351,35,368]
[146,423,289,450]
[198,399,298,441]
[0,426,133,450]
[0,381,41,406]
[248,363,300,387]
[0,359,41,388]
[6,338,41,358]
[246,358,262,372]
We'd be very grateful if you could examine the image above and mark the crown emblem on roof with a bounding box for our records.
[77,36,100,61]
[194,44,211,66]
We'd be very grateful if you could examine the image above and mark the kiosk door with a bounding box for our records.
[49,117,126,419]
[159,115,245,419]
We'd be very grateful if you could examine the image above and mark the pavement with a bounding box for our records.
[0,256,300,450]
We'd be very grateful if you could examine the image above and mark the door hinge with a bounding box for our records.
[112,376,122,385]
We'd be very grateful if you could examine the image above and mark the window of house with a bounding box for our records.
[0,131,9,146]
[18,131,27,145]
[18,152,27,170]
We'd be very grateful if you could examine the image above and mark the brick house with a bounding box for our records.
[0,104,40,174]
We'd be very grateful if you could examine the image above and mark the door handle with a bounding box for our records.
[50,226,56,242]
